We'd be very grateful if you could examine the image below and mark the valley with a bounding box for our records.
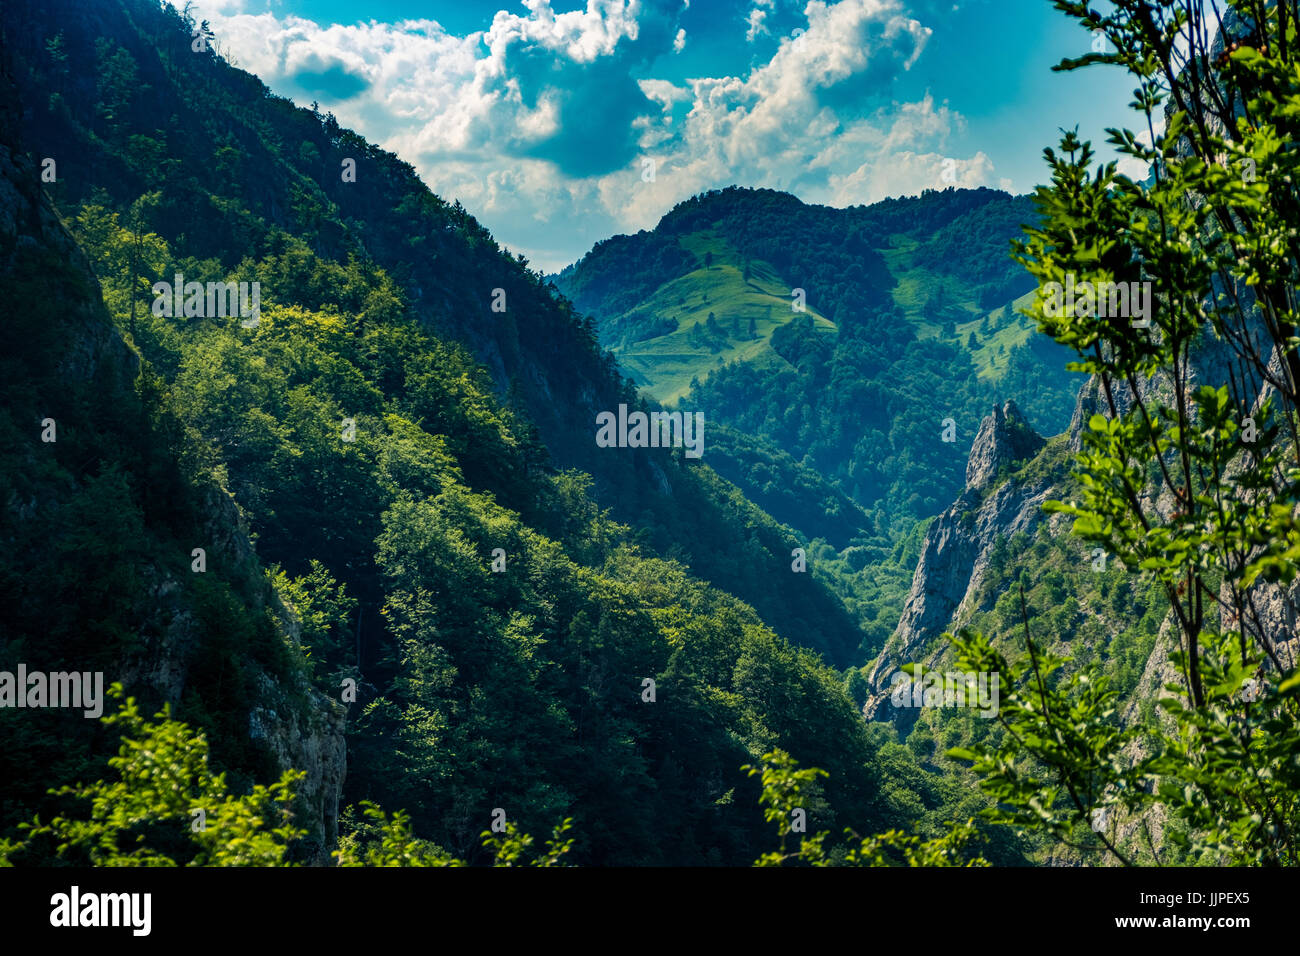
[1,0,1296,876]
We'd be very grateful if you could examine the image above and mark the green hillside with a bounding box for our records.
[554,187,1079,660]
[557,187,1078,527]
[5,0,877,671]
[883,240,1041,384]
[557,185,1060,413]
[959,290,1041,380]
[604,224,1049,405]
[611,232,835,403]
[0,0,956,866]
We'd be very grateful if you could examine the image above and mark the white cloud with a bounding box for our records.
[745,0,773,42]
[197,0,998,271]
[1115,116,1165,182]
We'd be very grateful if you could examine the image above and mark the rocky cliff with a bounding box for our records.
[865,399,1058,722]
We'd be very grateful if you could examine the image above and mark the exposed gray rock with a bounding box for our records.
[248,666,347,865]
[966,400,1046,491]
[865,402,1052,722]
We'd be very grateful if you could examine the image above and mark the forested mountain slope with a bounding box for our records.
[556,184,1078,544]
[0,0,956,865]
[0,78,347,864]
[2,0,865,668]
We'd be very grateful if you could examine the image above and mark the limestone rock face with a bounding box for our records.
[865,402,1050,722]
[965,400,1046,491]
[248,664,348,865]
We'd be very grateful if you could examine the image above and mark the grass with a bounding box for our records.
[956,289,1041,381]
[609,228,1043,402]
[881,236,1043,383]
[606,231,835,404]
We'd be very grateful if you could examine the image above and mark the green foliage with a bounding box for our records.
[333,803,574,868]
[701,423,875,548]
[745,749,831,865]
[481,817,576,868]
[947,622,1142,864]
[946,0,1300,865]
[335,804,463,867]
[0,687,305,867]
[949,621,1300,866]
[12,0,878,681]
[0,0,951,867]
[744,749,989,867]
[336,801,578,868]
[557,186,1076,527]
[272,560,357,677]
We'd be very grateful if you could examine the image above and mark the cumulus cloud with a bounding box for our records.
[198,0,1002,270]
[745,0,774,42]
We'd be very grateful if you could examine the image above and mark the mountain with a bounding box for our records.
[557,222,838,405]
[3,0,873,670]
[0,75,346,864]
[864,398,1066,725]
[0,0,968,866]
[553,186,1084,661]
[555,185,1079,530]
[863,337,1300,864]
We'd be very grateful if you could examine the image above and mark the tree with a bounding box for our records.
[844,668,869,711]
[273,559,357,677]
[744,749,988,867]
[967,331,978,349]
[124,193,167,335]
[954,0,1300,867]
[44,33,68,91]
[93,39,139,139]
[70,202,168,334]
[0,687,305,866]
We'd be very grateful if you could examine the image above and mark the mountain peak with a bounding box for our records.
[965,399,1045,491]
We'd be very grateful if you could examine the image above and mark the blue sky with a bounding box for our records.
[195,0,1145,271]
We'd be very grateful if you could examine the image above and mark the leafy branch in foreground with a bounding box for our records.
[0,684,305,867]
[334,804,575,867]
[0,682,578,868]
[988,0,1300,864]
[947,619,1300,865]
[744,749,989,867]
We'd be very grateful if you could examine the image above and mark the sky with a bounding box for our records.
[191,0,1146,272]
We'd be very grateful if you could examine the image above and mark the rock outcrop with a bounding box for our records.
[865,401,1054,722]
[965,400,1046,491]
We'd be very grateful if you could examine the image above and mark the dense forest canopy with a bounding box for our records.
[0,0,982,867]
[1,0,1297,876]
